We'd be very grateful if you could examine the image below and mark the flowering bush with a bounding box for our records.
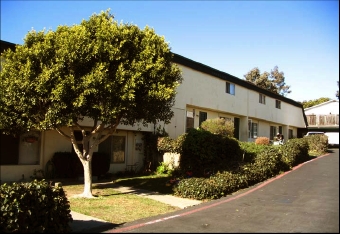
[255,137,270,145]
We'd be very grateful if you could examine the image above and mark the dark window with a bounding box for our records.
[270,126,277,140]
[186,110,194,133]
[276,100,281,109]
[259,94,266,104]
[289,129,293,139]
[199,111,207,127]
[99,135,126,163]
[226,82,235,95]
[0,133,19,165]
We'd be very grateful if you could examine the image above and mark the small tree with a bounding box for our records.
[200,118,234,137]
[0,9,182,198]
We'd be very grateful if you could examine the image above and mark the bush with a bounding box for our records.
[0,180,73,233]
[200,118,235,137]
[304,134,328,155]
[281,138,310,167]
[255,137,270,145]
[178,128,243,176]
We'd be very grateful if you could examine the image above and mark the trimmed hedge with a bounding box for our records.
[173,136,323,201]
[0,180,73,233]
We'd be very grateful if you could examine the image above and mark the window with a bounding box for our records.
[251,123,258,138]
[276,100,281,109]
[288,129,293,139]
[248,120,258,138]
[270,126,277,140]
[0,131,40,165]
[199,111,207,127]
[99,135,126,163]
[226,82,235,95]
[259,94,266,104]
[186,110,194,133]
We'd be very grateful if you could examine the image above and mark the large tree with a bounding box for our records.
[0,10,182,198]
[244,66,291,96]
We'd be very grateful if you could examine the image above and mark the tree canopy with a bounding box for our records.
[0,9,182,197]
[300,97,331,109]
[244,66,291,96]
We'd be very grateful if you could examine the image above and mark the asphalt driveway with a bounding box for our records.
[105,148,339,233]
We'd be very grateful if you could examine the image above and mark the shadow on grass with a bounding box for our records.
[57,174,175,195]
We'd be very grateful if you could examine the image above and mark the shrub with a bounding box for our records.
[178,128,243,176]
[200,118,235,137]
[281,138,310,167]
[255,137,270,145]
[304,134,328,155]
[0,180,73,233]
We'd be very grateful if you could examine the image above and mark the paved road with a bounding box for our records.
[105,148,339,233]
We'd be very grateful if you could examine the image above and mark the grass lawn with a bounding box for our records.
[61,174,181,224]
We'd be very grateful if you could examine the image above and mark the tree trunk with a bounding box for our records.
[81,159,93,198]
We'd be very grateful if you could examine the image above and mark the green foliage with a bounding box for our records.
[174,137,318,201]
[239,141,271,163]
[200,118,235,137]
[255,136,270,145]
[281,138,310,168]
[300,97,331,108]
[175,128,243,176]
[157,136,176,153]
[244,66,291,96]
[0,9,182,136]
[155,162,173,175]
[0,180,73,233]
[0,9,182,196]
[303,134,328,155]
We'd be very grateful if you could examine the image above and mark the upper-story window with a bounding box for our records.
[259,94,266,104]
[226,82,235,95]
[276,100,281,109]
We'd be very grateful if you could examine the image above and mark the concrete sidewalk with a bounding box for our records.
[69,186,203,233]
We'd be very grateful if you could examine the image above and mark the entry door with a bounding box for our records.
[199,111,207,127]
[234,117,240,140]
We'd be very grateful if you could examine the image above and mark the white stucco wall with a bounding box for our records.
[304,100,339,115]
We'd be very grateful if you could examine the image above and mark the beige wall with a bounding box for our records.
[165,65,305,141]
[0,127,145,183]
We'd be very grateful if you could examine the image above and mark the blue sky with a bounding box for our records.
[1,1,339,102]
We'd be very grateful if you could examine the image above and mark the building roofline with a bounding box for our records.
[304,100,339,111]
[172,53,303,108]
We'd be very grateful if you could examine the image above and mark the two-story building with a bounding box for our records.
[0,39,308,182]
